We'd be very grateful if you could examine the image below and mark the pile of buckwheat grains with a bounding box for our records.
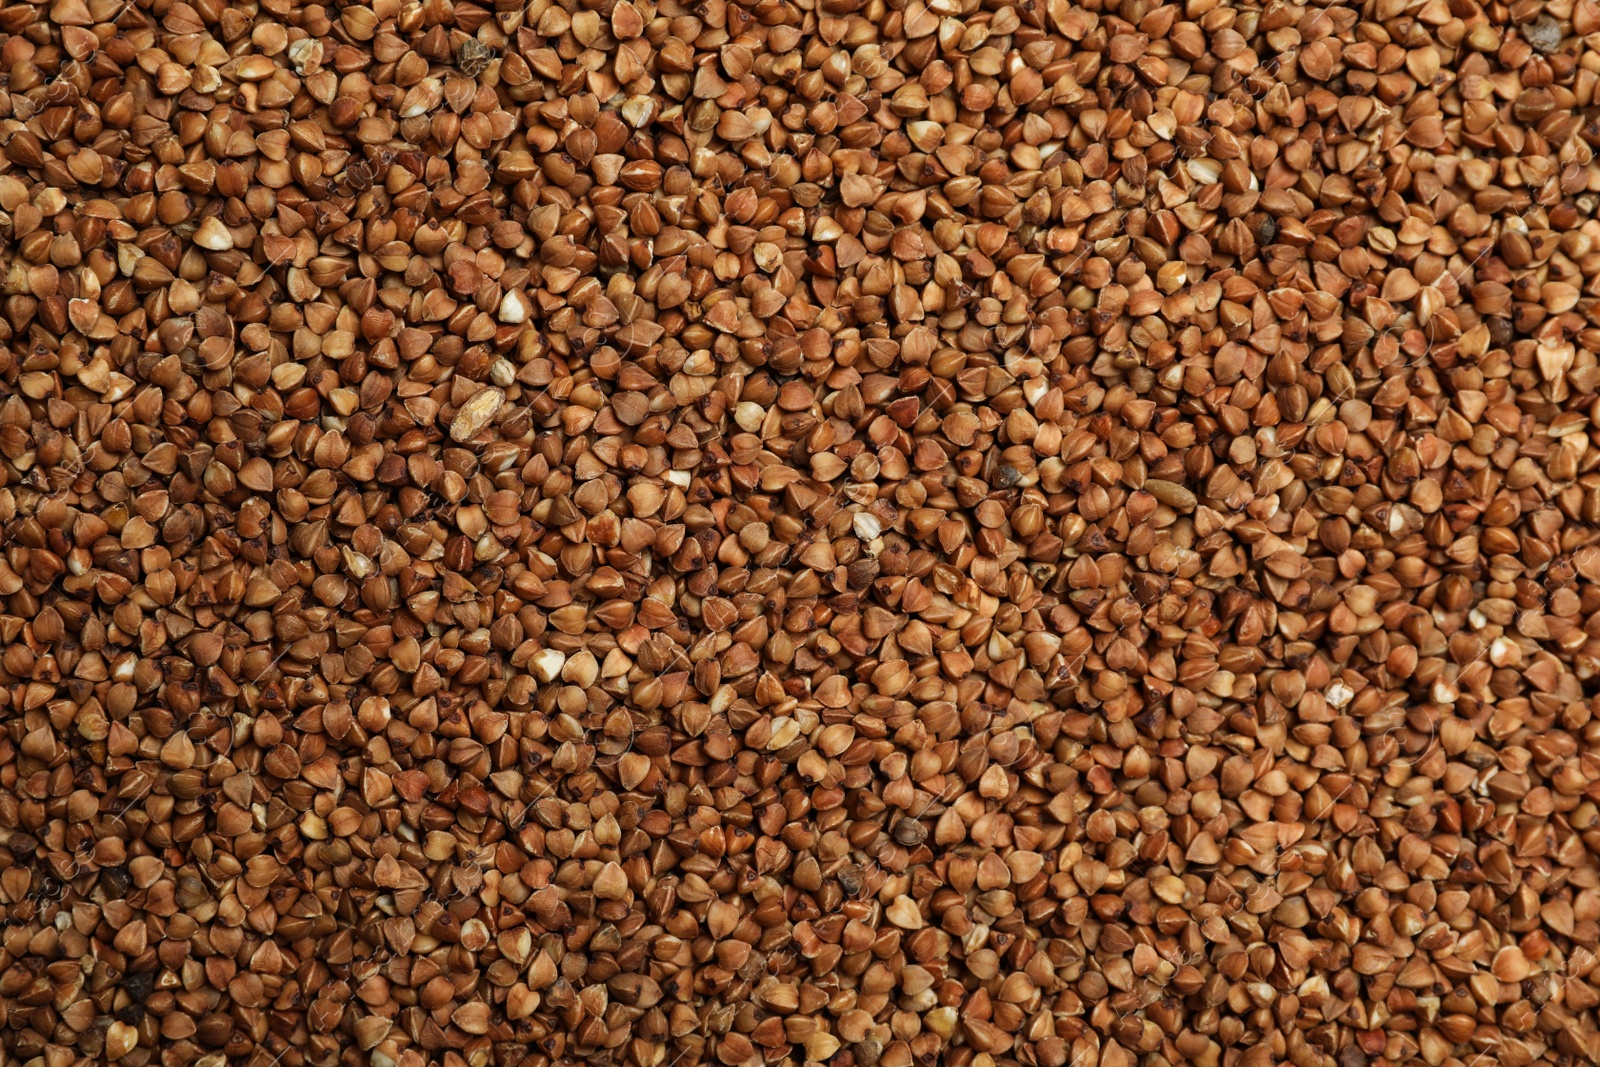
[4,0,1600,1064]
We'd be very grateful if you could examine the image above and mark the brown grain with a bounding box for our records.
[3,1,1600,1067]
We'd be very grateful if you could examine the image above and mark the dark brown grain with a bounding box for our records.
[3,2,1600,1067]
